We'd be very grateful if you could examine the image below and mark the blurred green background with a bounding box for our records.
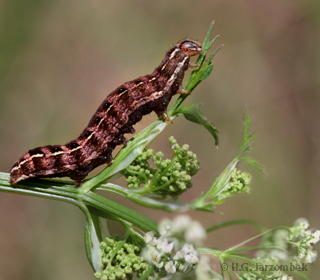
[0,1,319,279]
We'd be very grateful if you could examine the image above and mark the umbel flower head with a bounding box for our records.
[142,232,199,277]
[158,215,207,246]
[288,218,320,264]
[246,218,320,280]
[258,218,320,264]
[142,215,206,278]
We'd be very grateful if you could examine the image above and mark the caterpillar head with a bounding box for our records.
[177,39,202,57]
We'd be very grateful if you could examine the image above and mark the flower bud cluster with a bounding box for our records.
[94,237,149,280]
[123,148,155,189]
[123,137,200,197]
[216,169,251,202]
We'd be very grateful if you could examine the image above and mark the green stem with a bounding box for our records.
[197,247,222,257]
[230,245,287,254]
[206,218,264,233]
[96,183,131,197]
[133,157,177,195]
[151,178,175,192]
[137,265,154,280]
[225,226,290,252]
[97,183,187,212]
[0,173,158,233]
[123,168,150,184]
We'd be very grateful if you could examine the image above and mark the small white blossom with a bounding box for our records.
[182,243,197,254]
[162,241,174,253]
[173,249,186,260]
[195,256,212,280]
[185,221,207,245]
[269,249,289,261]
[309,230,320,244]
[156,237,166,250]
[298,246,307,259]
[178,263,188,272]
[150,237,158,246]
[305,230,312,236]
[165,261,176,274]
[281,275,293,280]
[142,216,206,277]
[141,246,155,263]
[150,249,163,263]
[185,252,199,264]
[158,218,172,236]
[294,218,309,229]
[172,215,192,233]
[305,250,317,263]
[154,261,164,268]
[144,232,154,244]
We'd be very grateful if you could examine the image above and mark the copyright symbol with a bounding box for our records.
[221,263,228,271]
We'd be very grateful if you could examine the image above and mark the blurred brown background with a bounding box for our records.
[0,0,319,279]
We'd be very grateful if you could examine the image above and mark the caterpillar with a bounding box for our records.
[10,39,202,186]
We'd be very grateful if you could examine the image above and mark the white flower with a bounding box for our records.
[185,221,207,245]
[195,256,212,280]
[185,252,199,264]
[150,249,163,263]
[305,250,317,263]
[178,263,188,272]
[141,246,155,263]
[281,275,293,280]
[165,261,176,274]
[161,241,174,253]
[173,249,186,260]
[154,261,164,268]
[172,215,192,233]
[270,249,289,261]
[182,243,196,254]
[298,246,307,259]
[156,237,167,250]
[144,232,154,244]
[150,237,158,246]
[158,218,172,236]
[309,230,320,244]
[294,218,309,229]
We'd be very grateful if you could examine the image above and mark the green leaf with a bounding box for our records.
[199,63,213,83]
[203,21,215,51]
[197,21,220,66]
[190,110,264,211]
[84,212,103,272]
[238,157,265,174]
[206,218,264,233]
[238,109,256,154]
[127,193,188,212]
[169,21,221,112]
[173,103,219,146]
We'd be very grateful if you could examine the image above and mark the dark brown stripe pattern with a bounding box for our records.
[10,39,202,186]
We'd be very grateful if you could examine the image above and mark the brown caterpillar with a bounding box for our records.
[10,39,202,186]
